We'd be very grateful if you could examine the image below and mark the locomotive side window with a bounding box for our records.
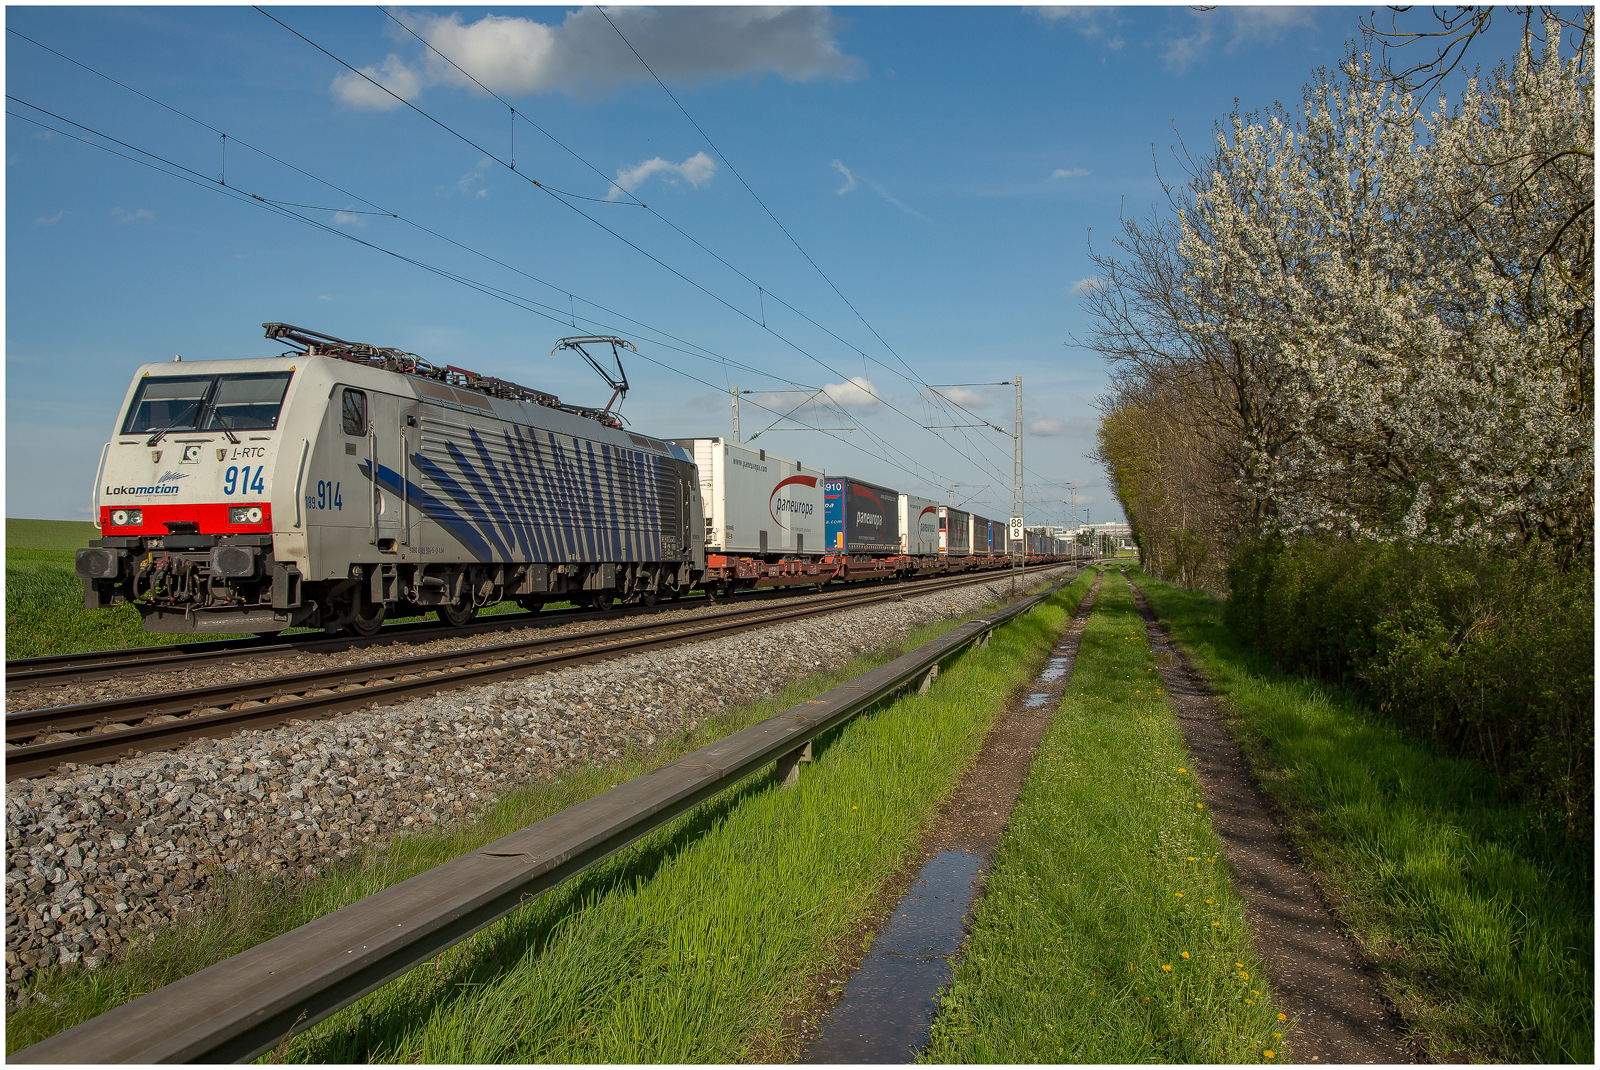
[204,372,294,432]
[342,389,368,435]
[120,375,213,435]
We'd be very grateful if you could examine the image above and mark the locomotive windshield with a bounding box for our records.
[121,371,293,435]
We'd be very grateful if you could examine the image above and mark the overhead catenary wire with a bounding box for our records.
[255,6,986,493]
[592,4,1033,487]
[363,5,1015,492]
[15,17,1050,500]
[6,102,962,494]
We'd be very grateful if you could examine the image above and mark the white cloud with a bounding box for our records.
[829,158,927,220]
[332,53,425,110]
[608,152,716,200]
[332,211,367,227]
[317,295,332,301]
[34,210,65,225]
[109,207,154,222]
[1035,6,1125,51]
[1164,7,1318,74]
[940,386,991,409]
[455,157,493,199]
[822,376,882,411]
[1050,167,1089,180]
[1030,417,1070,436]
[335,7,859,108]
[1069,276,1106,296]
[831,159,857,195]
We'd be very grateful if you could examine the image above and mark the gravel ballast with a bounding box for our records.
[4,569,1067,1000]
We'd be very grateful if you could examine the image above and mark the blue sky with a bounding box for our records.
[4,5,1531,526]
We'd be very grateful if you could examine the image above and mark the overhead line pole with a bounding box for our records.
[1013,376,1023,595]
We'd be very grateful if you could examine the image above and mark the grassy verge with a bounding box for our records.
[923,568,1286,1063]
[6,571,1081,1056]
[1131,570,1592,1063]
[271,573,1086,1062]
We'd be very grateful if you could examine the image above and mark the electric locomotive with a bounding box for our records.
[76,324,706,636]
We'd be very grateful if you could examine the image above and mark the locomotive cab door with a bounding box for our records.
[369,393,416,551]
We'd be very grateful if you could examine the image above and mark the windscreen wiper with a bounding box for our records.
[145,423,185,447]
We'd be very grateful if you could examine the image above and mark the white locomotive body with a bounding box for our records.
[77,325,705,635]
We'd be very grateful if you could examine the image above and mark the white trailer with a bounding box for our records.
[675,438,824,556]
[898,493,940,555]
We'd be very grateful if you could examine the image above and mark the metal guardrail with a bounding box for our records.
[12,572,1075,1064]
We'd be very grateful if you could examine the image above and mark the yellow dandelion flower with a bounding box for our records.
[1274,1033,1283,1040]
[1277,1014,1287,1021]
[1264,1050,1276,1059]
[1187,856,1196,861]
[1235,963,1244,968]
[1175,892,1184,898]
[1245,999,1255,1005]
[1241,971,1250,980]
[1213,921,1221,927]
[1178,767,1187,773]
[1197,803,1205,809]
[1161,964,1172,972]
[1181,951,1190,959]
[1205,899,1213,905]
[1252,990,1259,996]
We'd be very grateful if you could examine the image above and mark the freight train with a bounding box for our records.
[76,324,1085,637]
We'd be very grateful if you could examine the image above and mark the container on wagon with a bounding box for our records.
[675,438,824,556]
[898,493,940,555]
[939,505,972,556]
[823,476,901,554]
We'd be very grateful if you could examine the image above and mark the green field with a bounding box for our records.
[3,519,542,660]
[7,571,1083,1057]
[923,569,1285,1063]
[1132,570,1592,1063]
[4,518,197,659]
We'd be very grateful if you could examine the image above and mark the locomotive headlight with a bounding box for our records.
[229,506,265,525]
[109,509,141,527]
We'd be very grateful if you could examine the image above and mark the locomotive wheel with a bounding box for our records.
[435,599,478,627]
[638,588,659,608]
[347,601,387,638]
[590,591,615,612]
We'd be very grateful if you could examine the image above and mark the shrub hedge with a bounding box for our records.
[1226,537,1593,851]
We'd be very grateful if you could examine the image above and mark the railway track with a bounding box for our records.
[10,571,1075,1064]
[6,567,1059,781]
[6,565,1056,691]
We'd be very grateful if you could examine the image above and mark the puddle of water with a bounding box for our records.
[802,850,984,1064]
[1037,656,1073,682]
[1023,692,1052,708]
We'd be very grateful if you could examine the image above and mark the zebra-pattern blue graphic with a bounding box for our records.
[360,424,676,563]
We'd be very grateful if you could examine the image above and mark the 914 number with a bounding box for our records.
[308,480,342,511]
[223,465,266,496]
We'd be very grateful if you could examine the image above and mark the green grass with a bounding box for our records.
[1,518,559,659]
[6,572,1081,1057]
[923,568,1286,1064]
[1130,570,1593,1063]
[7,518,101,552]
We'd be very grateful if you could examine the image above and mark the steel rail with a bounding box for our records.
[5,563,1039,690]
[5,569,1050,781]
[10,573,1073,1064]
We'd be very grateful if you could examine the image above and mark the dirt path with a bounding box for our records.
[1126,574,1420,1064]
[777,574,1104,1062]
